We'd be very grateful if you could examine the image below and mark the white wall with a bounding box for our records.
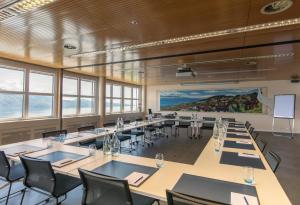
[147,80,300,133]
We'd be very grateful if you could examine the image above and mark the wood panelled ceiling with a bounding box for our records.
[0,0,300,85]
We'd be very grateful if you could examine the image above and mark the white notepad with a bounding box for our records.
[238,153,260,159]
[125,172,149,187]
[231,192,259,205]
[236,140,252,145]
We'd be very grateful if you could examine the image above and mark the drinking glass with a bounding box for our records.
[244,166,254,184]
[155,153,164,168]
[88,144,97,156]
[214,139,221,153]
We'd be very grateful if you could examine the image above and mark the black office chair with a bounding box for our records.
[78,126,103,149]
[265,151,281,173]
[42,130,67,138]
[78,126,95,132]
[221,118,235,122]
[19,155,82,205]
[163,120,176,136]
[198,117,216,138]
[103,122,116,127]
[78,168,159,205]
[0,151,24,205]
[175,117,191,138]
[248,127,255,135]
[253,132,259,140]
[135,118,144,121]
[256,138,267,153]
[245,121,251,130]
[166,190,226,205]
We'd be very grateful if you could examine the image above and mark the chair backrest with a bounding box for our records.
[78,126,95,132]
[20,156,56,194]
[135,118,143,122]
[42,130,67,138]
[165,120,175,125]
[253,132,259,140]
[245,121,251,129]
[249,127,255,135]
[265,151,281,173]
[123,120,131,124]
[78,169,133,205]
[256,139,267,152]
[203,117,216,122]
[166,190,226,205]
[179,116,191,120]
[103,122,116,127]
[165,114,176,119]
[0,151,10,180]
[179,121,191,126]
[221,118,235,122]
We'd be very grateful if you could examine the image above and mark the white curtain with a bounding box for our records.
[257,88,274,112]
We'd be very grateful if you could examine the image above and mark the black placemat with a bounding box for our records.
[2,145,45,157]
[172,174,259,205]
[223,140,255,150]
[226,133,251,139]
[37,151,87,163]
[92,160,158,181]
[220,151,265,169]
[227,129,247,133]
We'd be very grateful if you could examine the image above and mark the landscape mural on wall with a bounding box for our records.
[160,88,262,113]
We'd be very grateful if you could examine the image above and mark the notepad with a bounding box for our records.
[125,172,149,187]
[238,153,260,159]
[52,158,74,167]
[236,140,252,145]
[231,192,259,205]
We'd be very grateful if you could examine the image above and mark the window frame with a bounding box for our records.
[105,81,141,115]
[62,75,97,117]
[0,66,56,121]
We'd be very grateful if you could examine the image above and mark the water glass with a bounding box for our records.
[244,166,254,184]
[214,139,221,153]
[88,144,97,156]
[155,153,164,168]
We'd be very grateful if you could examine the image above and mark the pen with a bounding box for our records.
[244,196,250,205]
[134,176,144,184]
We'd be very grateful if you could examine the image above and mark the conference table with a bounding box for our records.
[0,120,292,205]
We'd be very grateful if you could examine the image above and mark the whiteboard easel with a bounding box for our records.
[272,94,296,139]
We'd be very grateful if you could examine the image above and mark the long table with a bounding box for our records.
[0,120,292,204]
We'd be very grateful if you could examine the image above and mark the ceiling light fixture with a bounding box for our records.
[178,77,265,86]
[139,52,294,70]
[70,18,300,58]
[0,0,56,22]
[261,0,293,15]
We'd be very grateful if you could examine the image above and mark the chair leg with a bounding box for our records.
[20,188,26,205]
[5,183,12,205]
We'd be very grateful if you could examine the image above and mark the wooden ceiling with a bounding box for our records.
[0,0,300,85]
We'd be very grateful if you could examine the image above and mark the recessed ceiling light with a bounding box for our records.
[245,61,257,66]
[261,0,293,15]
[130,20,138,25]
[64,44,77,50]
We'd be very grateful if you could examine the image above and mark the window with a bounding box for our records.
[28,72,54,118]
[62,77,96,116]
[105,82,140,114]
[0,66,55,120]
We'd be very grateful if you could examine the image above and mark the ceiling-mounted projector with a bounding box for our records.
[176,64,196,77]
